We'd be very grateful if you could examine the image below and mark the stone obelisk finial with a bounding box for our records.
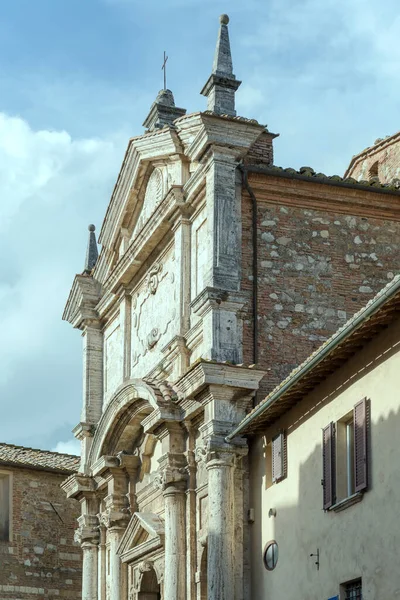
[83,224,99,274]
[200,14,241,116]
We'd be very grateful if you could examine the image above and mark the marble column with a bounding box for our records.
[97,525,106,600]
[108,527,125,600]
[206,450,236,600]
[82,542,99,600]
[163,482,187,599]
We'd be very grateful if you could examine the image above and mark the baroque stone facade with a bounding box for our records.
[62,14,400,600]
[0,444,81,600]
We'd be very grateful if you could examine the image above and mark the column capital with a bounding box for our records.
[100,494,130,531]
[75,513,100,546]
[154,453,188,494]
[195,436,247,468]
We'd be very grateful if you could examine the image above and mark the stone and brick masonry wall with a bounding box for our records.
[346,135,400,184]
[242,175,400,399]
[0,467,81,600]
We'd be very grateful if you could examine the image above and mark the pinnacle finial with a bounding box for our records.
[200,15,241,116]
[84,224,98,274]
[212,14,233,76]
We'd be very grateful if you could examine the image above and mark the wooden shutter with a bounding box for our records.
[354,397,369,492]
[272,433,285,482]
[322,422,335,509]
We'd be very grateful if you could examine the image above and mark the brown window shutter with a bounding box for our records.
[354,397,369,492]
[322,422,335,509]
[272,432,285,482]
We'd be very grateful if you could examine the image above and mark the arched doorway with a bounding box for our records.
[138,565,161,600]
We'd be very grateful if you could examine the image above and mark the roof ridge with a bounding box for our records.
[0,441,79,459]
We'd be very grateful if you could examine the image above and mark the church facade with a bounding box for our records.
[62,14,400,600]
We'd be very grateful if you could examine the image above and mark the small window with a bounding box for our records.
[0,473,11,542]
[341,578,362,599]
[265,432,287,488]
[263,540,279,571]
[336,413,355,501]
[322,399,370,510]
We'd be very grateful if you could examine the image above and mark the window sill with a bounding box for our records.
[329,492,364,513]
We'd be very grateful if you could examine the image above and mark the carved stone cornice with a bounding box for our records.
[62,274,103,330]
[72,421,95,441]
[61,473,96,499]
[176,360,266,400]
[190,287,250,318]
[186,112,265,162]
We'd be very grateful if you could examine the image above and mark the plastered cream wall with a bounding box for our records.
[249,318,400,600]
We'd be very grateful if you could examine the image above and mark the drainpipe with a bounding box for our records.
[239,165,258,365]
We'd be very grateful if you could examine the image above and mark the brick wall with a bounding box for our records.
[0,466,81,600]
[346,134,400,183]
[243,132,274,167]
[242,174,400,398]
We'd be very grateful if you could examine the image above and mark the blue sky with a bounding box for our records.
[1,0,399,454]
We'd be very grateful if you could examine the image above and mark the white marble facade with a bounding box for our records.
[62,16,269,600]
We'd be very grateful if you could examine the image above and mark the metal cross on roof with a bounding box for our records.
[162,51,168,90]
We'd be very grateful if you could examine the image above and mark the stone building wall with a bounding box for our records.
[241,172,400,397]
[0,465,81,600]
[345,131,400,184]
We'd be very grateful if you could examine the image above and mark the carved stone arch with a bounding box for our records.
[137,561,161,599]
[88,378,179,463]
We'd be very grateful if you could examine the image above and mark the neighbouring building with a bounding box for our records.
[0,443,82,600]
[230,275,400,599]
[61,13,400,600]
[345,130,400,185]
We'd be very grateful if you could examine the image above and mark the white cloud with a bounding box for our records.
[52,439,81,456]
[235,0,400,174]
[0,112,126,448]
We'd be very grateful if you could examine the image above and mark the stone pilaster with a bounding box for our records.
[204,149,241,292]
[101,469,130,600]
[82,321,104,424]
[171,206,192,336]
[153,423,188,600]
[75,493,100,600]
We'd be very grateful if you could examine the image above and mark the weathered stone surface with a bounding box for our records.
[0,460,81,600]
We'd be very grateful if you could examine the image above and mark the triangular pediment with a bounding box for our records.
[117,512,165,560]
[97,127,183,252]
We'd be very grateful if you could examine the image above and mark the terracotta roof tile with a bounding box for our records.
[0,442,80,473]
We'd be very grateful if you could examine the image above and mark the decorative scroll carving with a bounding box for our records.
[147,262,163,295]
[147,327,161,349]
